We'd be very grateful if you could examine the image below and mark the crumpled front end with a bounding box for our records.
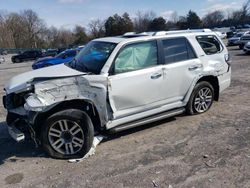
[3,75,108,144]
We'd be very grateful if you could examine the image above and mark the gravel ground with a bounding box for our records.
[0,47,250,188]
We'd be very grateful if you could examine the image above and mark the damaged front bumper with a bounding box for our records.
[4,100,39,145]
[8,123,25,142]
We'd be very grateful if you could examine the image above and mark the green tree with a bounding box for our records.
[149,17,167,31]
[186,10,202,29]
[105,13,134,36]
[73,25,88,45]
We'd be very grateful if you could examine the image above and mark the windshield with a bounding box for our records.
[67,41,117,74]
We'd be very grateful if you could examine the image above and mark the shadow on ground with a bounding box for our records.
[0,116,177,164]
[0,121,46,165]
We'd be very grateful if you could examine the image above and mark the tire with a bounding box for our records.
[186,81,214,115]
[15,58,21,63]
[41,109,94,159]
[239,44,244,50]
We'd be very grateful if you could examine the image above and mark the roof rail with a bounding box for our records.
[122,32,151,38]
[153,29,212,36]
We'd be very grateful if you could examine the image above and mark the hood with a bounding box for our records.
[5,64,86,94]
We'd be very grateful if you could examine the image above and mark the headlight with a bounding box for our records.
[24,94,47,111]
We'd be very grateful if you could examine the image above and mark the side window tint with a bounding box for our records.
[162,38,196,64]
[196,35,222,55]
[114,41,158,74]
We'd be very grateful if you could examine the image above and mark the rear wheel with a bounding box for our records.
[15,58,21,63]
[186,81,214,115]
[41,109,94,159]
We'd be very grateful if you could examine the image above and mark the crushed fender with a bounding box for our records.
[68,135,104,163]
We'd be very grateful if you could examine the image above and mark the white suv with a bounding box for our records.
[3,29,231,159]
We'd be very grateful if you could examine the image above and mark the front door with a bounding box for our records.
[108,40,165,119]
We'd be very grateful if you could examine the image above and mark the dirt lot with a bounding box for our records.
[0,47,250,188]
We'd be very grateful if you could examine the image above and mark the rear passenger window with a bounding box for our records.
[162,38,196,64]
[196,35,223,55]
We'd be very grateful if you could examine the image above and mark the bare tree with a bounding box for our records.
[203,11,224,28]
[21,9,46,48]
[88,19,105,39]
[134,11,156,32]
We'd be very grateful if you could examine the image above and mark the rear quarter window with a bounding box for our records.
[196,35,223,55]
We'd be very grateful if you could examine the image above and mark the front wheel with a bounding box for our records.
[41,109,94,159]
[186,81,214,115]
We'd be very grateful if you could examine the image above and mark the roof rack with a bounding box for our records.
[122,29,212,38]
[153,29,212,36]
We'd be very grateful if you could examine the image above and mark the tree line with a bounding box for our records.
[0,0,250,49]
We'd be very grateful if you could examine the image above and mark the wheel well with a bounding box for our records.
[34,99,102,138]
[197,76,219,101]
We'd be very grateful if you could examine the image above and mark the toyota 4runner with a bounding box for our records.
[2,29,231,159]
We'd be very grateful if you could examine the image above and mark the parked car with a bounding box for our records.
[0,56,5,64]
[43,49,58,57]
[57,47,67,54]
[11,50,43,63]
[238,34,250,49]
[0,50,8,55]
[226,31,236,39]
[32,49,77,69]
[227,32,245,46]
[215,31,227,39]
[3,29,231,159]
[243,41,250,54]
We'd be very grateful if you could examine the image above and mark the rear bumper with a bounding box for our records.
[218,67,231,93]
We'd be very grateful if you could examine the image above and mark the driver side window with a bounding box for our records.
[114,41,158,74]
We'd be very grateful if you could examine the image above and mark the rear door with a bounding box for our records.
[159,37,202,103]
[108,40,165,119]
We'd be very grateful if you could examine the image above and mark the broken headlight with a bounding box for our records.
[24,94,47,112]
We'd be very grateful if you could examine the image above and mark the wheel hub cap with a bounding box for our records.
[194,87,212,113]
[48,120,84,155]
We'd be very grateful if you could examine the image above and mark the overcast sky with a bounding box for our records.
[0,0,246,29]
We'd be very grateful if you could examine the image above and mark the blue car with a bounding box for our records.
[32,49,77,69]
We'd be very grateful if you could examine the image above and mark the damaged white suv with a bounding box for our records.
[3,29,231,159]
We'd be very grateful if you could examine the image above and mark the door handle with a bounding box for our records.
[151,73,162,79]
[188,64,203,71]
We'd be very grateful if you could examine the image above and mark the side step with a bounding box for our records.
[109,107,185,133]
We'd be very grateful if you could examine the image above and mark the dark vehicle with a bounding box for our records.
[226,31,236,39]
[11,50,43,63]
[43,49,58,57]
[57,47,67,53]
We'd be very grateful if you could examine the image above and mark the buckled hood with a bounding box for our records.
[5,64,85,94]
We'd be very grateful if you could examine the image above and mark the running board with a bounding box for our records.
[109,107,185,133]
